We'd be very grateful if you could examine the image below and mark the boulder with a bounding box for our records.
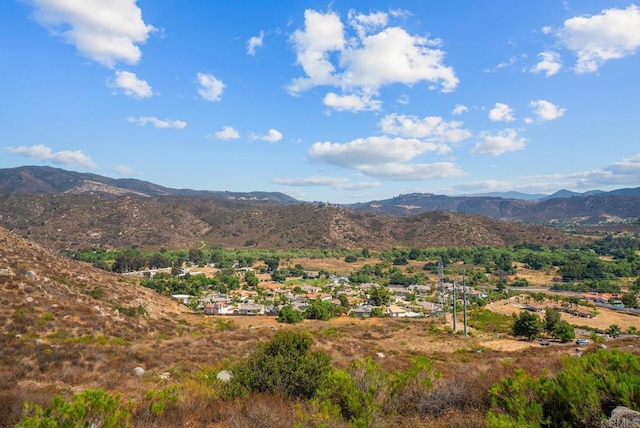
[601,406,640,427]
[216,370,232,382]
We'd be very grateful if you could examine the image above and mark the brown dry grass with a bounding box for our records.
[487,298,640,332]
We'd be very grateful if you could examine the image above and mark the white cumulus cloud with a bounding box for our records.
[109,70,153,98]
[213,126,240,140]
[358,162,466,180]
[529,100,566,122]
[288,10,345,93]
[127,116,187,128]
[259,129,283,143]
[247,31,264,56]
[347,10,388,38]
[272,176,381,190]
[576,153,640,187]
[196,72,225,102]
[6,144,97,169]
[558,5,640,73]
[489,103,515,122]
[29,0,154,68]
[309,136,438,169]
[452,104,468,115]
[471,129,526,156]
[323,92,382,112]
[379,113,471,144]
[531,51,562,77]
[288,9,458,111]
[113,165,136,175]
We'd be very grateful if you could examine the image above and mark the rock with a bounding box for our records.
[599,344,607,349]
[216,370,232,382]
[375,352,385,359]
[601,406,640,427]
[26,270,38,280]
[133,367,145,376]
[159,372,171,380]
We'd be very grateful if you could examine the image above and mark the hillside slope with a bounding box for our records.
[0,194,577,251]
[0,165,297,202]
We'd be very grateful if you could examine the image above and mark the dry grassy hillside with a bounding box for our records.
[0,194,579,251]
[1,226,638,427]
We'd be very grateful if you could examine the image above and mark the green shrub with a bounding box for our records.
[17,388,133,428]
[222,330,331,400]
[277,304,304,324]
[487,350,640,427]
[145,386,179,417]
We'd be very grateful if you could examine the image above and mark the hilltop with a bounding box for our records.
[0,165,296,202]
[0,193,575,251]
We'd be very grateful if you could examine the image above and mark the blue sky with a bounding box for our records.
[1,1,639,203]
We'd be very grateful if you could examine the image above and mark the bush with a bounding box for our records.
[277,305,304,324]
[487,350,640,426]
[222,330,331,400]
[17,388,133,428]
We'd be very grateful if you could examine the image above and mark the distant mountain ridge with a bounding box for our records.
[1,166,638,229]
[0,165,298,203]
[350,188,640,225]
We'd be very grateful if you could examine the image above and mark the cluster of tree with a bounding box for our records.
[140,269,241,296]
[511,307,575,342]
[62,238,640,305]
[277,299,347,323]
[347,263,426,286]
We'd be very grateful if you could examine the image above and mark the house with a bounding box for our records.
[206,302,235,315]
[237,303,265,315]
[330,276,350,285]
[301,285,322,294]
[358,283,380,291]
[171,294,196,305]
[350,304,373,318]
[386,304,406,317]
[408,284,431,294]
[388,286,413,297]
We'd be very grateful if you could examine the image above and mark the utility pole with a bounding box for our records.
[452,279,457,332]
[463,269,468,336]
[438,257,446,323]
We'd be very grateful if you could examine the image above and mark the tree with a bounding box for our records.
[621,292,639,309]
[263,257,280,272]
[544,307,562,334]
[188,248,205,265]
[277,305,304,324]
[305,299,338,321]
[552,320,575,342]
[244,271,259,288]
[607,324,621,338]
[511,311,543,340]
[369,286,390,306]
[338,294,350,309]
[270,269,287,282]
[223,330,331,399]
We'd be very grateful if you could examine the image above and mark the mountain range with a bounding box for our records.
[0,165,297,203]
[0,166,637,251]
